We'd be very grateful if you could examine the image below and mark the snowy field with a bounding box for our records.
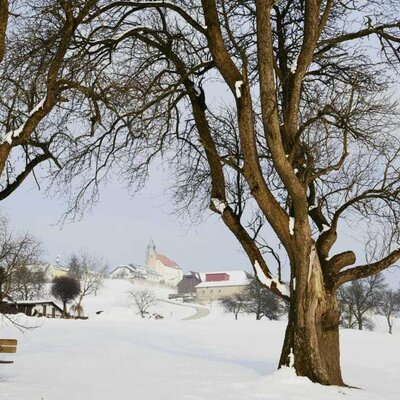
[1,279,399,400]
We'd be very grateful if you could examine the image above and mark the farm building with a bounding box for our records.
[0,300,63,318]
[195,270,252,304]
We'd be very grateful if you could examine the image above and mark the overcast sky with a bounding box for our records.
[1,159,399,286]
[0,166,251,273]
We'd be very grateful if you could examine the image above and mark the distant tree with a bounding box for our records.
[338,274,386,331]
[376,288,400,334]
[243,279,283,321]
[0,215,42,302]
[10,265,46,300]
[68,252,106,317]
[51,276,80,318]
[67,254,82,279]
[0,265,6,299]
[221,293,246,320]
[128,288,157,318]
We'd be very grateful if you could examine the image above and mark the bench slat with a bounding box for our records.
[0,346,17,353]
[0,339,17,346]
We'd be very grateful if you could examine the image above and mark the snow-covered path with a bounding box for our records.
[182,305,210,320]
[157,299,210,320]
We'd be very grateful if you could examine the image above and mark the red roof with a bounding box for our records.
[206,273,229,282]
[157,254,181,269]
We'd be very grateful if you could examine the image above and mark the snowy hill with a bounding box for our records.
[0,279,399,400]
[80,279,197,320]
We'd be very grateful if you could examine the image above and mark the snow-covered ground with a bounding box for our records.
[81,279,195,321]
[1,279,399,399]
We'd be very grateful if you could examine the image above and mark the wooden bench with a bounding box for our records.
[0,339,17,364]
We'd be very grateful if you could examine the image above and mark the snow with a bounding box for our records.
[289,347,295,368]
[294,168,299,174]
[193,84,202,97]
[289,55,298,73]
[321,224,330,232]
[289,217,295,235]
[1,278,400,399]
[235,80,244,98]
[2,96,46,144]
[308,245,316,282]
[211,198,227,214]
[79,279,193,320]
[196,270,251,288]
[254,261,290,297]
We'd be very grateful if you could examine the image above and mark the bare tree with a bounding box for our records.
[128,288,157,318]
[243,279,284,321]
[0,214,42,302]
[10,265,46,301]
[51,276,80,318]
[68,251,106,317]
[221,292,246,320]
[1,0,400,386]
[376,288,400,334]
[338,274,386,331]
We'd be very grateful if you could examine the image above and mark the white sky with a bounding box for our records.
[0,165,398,286]
[0,169,250,273]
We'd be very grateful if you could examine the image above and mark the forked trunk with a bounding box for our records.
[279,250,345,386]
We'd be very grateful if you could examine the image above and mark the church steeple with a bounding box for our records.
[145,238,157,268]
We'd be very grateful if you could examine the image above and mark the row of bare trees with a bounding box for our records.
[0,0,399,387]
[338,274,400,334]
[0,213,106,317]
[0,214,43,302]
[221,278,285,320]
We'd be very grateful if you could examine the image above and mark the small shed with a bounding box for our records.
[0,300,63,318]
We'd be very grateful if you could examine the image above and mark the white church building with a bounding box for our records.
[110,240,183,287]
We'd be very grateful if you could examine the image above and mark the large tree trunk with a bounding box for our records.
[279,251,345,386]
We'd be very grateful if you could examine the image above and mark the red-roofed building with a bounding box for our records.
[144,239,183,286]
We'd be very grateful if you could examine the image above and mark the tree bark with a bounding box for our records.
[279,253,345,386]
[62,301,67,318]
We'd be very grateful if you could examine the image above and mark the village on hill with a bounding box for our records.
[0,239,254,320]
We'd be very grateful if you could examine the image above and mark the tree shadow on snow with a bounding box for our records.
[135,339,276,376]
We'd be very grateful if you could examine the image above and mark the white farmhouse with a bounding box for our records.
[109,263,161,282]
[195,270,252,303]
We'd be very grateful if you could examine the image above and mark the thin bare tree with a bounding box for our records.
[128,288,157,318]
[377,288,400,334]
[68,251,106,317]
[338,274,386,331]
[0,214,42,302]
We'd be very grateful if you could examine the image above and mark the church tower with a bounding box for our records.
[145,238,157,270]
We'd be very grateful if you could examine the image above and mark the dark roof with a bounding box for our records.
[2,300,63,312]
